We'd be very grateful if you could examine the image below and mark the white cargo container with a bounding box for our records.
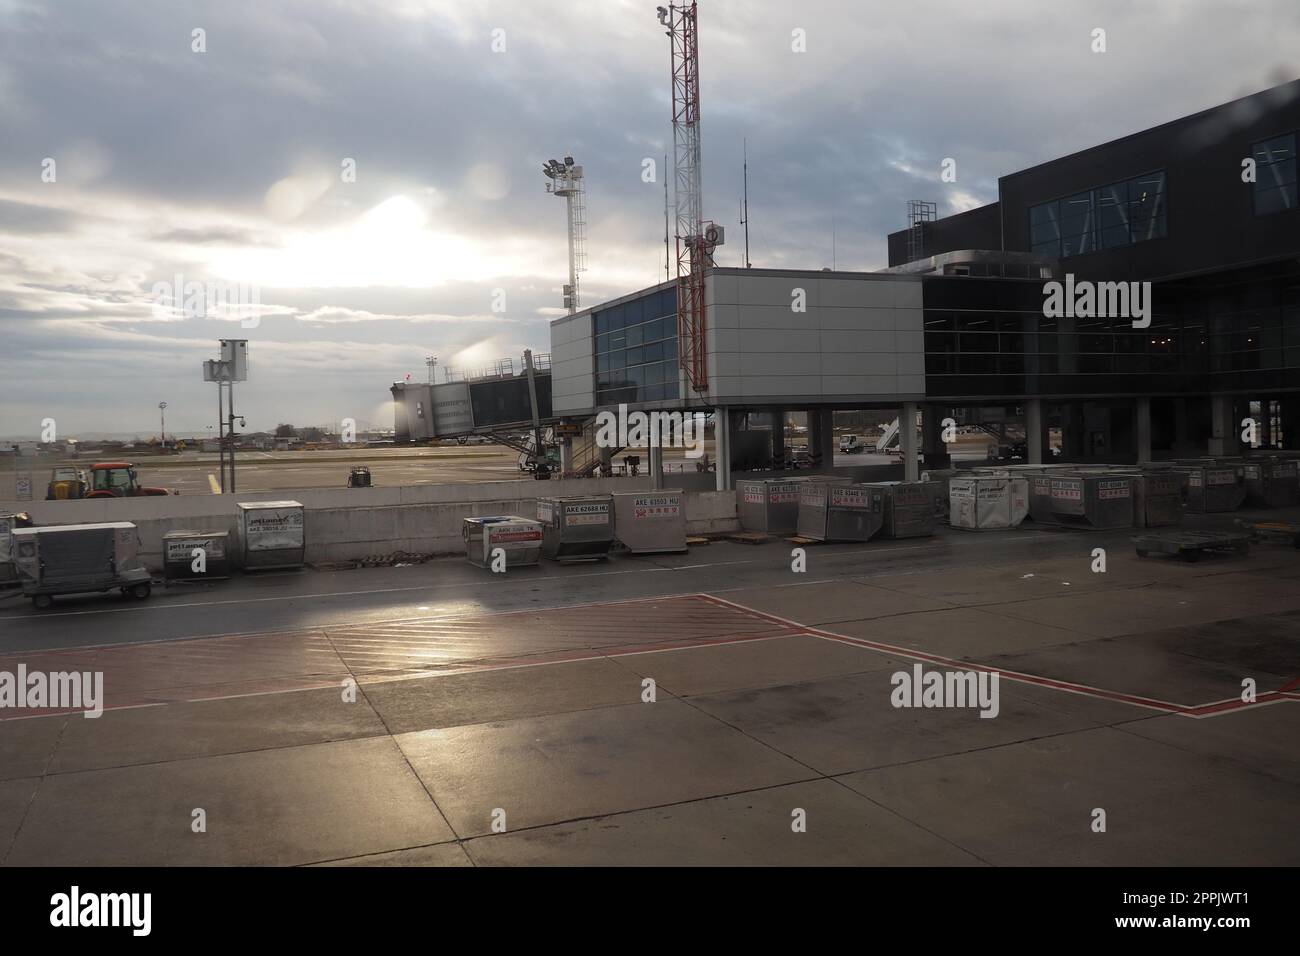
[463,516,543,568]
[949,476,1029,530]
[237,501,305,570]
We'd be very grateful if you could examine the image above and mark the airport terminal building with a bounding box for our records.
[399,79,1300,489]
[547,79,1300,484]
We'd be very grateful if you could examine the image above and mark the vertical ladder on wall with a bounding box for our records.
[907,200,937,264]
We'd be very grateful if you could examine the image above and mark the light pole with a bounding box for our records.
[159,402,167,449]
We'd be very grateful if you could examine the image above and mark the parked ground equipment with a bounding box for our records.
[237,501,305,570]
[46,467,87,500]
[796,482,885,542]
[347,466,372,488]
[1235,518,1300,549]
[0,511,34,586]
[1173,461,1246,513]
[1026,471,1136,530]
[949,476,1029,530]
[462,516,543,568]
[1132,529,1250,562]
[162,530,233,582]
[1243,458,1299,508]
[10,522,151,609]
[866,481,937,539]
[737,478,806,535]
[537,495,615,563]
[611,490,688,553]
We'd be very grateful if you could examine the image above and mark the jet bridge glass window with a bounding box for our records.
[1253,133,1297,216]
[593,289,680,405]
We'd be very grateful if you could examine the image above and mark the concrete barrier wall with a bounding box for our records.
[8,476,742,570]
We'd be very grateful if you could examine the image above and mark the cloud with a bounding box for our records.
[0,0,1297,434]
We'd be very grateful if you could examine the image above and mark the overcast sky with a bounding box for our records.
[2,0,1298,438]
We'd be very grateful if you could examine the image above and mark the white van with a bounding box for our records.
[839,435,864,454]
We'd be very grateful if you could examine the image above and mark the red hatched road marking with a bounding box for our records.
[697,594,1300,720]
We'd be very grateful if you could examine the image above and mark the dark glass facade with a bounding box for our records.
[1030,170,1168,258]
[1253,132,1297,216]
[921,267,1300,400]
[593,287,680,405]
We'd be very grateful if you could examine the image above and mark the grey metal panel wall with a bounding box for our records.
[704,269,925,406]
[550,313,595,415]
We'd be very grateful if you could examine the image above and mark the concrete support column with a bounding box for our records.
[1026,398,1044,465]
[649,430,664,490]
[921,405,951,469]
[599,445,614,478]
[902,401,919,482]
[771,410,787,469]
[1208,393,1236,456]
[714,406,732,491]
[1135,397,1152,465]
[560,438,573,475]
[810,408,835,471]
[1174,397,1189,456]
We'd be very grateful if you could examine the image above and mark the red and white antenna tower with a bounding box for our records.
[657,2,721,392]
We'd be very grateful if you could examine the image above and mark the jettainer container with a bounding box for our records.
[736,478,807,534]
[796,482,885,542]
[865,481,937,539]
[536,495,615,563]
[162,529,232,581]
[1243,458,1299,508]
[237,501,305,569]
[949,476,1029,530]
[462,515,543,568]
[10,522,151,609]
[611,490,687,554]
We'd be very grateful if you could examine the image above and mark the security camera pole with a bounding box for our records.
[203,340,248,493]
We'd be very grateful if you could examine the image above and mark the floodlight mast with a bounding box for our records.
[658,2,713,391]
[543,157,587,314]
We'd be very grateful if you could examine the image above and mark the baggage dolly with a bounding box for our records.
[1132,530,1250,562]
[1234,519,1300,549]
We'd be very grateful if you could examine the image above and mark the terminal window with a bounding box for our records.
[1030,170,1167,257]
[1253,133,1297,216]
[593,287,680,405]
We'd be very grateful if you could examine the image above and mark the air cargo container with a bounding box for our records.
[949,476,1029,530]
[237,501,305,569]
[1173,463,1246,513]
[162,529,232,582]
[463,515,543,568]
[537,495,615,562]
[736,478,807,534]
[1243,458,1299,508]
[865,481,937,539]
[10,522,151,610]
[1025,471,1136,530]
[796,482,884,542]
[611,490,687,554]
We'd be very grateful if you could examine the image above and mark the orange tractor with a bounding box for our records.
[46,462,172,500]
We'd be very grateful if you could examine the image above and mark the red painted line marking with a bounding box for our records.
[697,593,1299,720]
